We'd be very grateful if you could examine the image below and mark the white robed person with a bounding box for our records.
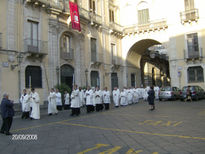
[112,87,120,107]
[20,89,30,119]
[143,86,150,101]
[79,87,85,107]
[133,87,139,103]
[30,88,40,120]
[85,86,94,113]
[154,86,160,100]
[120,88,128,106]
[127,88,133,105]
[64,91,70,110]
[103,87,111,110]
[94,86,103,111]
[70,85,80,116]
[48,88,58,115]
[56,89,62,110]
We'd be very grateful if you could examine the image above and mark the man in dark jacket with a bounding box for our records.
[148,86,155,111]
[0,93,14,135]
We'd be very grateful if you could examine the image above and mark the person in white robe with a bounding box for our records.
[64,91,70,110]
[70,85,80,116]
[112,87,120,107]
[94,86,103,111]
[85,86,94,113]
[103,87,111,110]
[143,86,150,101]
[48,88,58,115]
[20,89,30,119]
[30,88,40,120]
[127,88,133,105]
[55,89,62,111]
[154,86,160,100]
[133,87,139,103]
[120,88,128,106]
[79,87,85,107]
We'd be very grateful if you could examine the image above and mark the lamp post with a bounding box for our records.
[85,69,88,87]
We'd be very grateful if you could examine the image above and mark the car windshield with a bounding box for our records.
[161,87,171,91]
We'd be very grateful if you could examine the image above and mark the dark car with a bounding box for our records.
[159,86,181,101]
[180,85,205,101]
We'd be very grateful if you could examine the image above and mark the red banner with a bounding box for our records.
[69,1,81,32]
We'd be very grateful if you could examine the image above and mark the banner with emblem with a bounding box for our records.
[69,1,81,32]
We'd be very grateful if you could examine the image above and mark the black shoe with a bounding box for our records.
[48,113,52,116]
[5,132,12,135]
[0,131,4,134]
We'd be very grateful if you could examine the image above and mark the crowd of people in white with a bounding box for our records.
[20,86,160,120]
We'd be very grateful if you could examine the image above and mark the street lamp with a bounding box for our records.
[85,69,88,87]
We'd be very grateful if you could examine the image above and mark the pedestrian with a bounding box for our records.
[79,87,85,108]
[120,88,128,106]
[56,89,62,110]
[30,88,40,120]
[20,89,30,119]
[85,86,94,113]
[103,87,111,110]
[94,86,103,111]
[70,85,80,116]
[133,87,139,104]
[64,91,70,110]
[186,86,192,102]
[113,87,120,107]
[0,93,14,135]
[148,86,155,111]
[48,88,58,116]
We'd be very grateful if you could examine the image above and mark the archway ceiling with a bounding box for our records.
[128,39,161,57]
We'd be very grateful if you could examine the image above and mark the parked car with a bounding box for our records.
[159,86,181,101]
[180,85,205,101]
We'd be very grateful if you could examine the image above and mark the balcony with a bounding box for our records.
[60,48,74,60]
[180,9,199,24]
[124,19,168,35]
[24,38,47,57]
[26,0,63,14]
[90,52,103,68]
[79,7,102,26]
[109,22,123,34]
[0,33,2,49]
[184,48,203,61]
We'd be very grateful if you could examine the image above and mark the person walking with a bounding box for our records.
[148,86,155,111]
[70,85,80,116]
[48,88,58,116]
[20,89,30,119]
[30,88,40,120]
[0,93,14,135]
[103,87,111,110]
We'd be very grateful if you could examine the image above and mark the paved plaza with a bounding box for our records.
[1,100,205,154]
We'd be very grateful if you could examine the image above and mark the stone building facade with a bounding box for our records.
[0,0,205,103]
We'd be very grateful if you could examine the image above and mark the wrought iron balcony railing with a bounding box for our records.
[91,52,103,63]
[180,9,199,23]
[24,38,48,54]
[60,48,74,60]
[0,33,2,49]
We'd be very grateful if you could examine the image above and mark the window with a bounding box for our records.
[90,71,100,87]
[25,66,42,88]
[91,38,97,62]
[138,9,149,25]
[28,20,38,47]
[184,0,194,10]
[111,73,118,90]
[131,74,136,87]
[187,33,199,58]
[188,66,204,82]
[62,35,71,53]
[89,0,96,12]
[109,9,115,22]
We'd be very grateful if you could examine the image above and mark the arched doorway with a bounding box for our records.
[60,64,74,89]
[127,39,170,87]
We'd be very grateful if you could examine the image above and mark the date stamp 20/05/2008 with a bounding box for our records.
[12,134,38,140]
